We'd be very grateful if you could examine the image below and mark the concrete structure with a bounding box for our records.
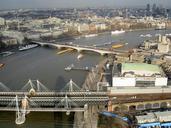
[112,63,167,87]
[33,41,127,55]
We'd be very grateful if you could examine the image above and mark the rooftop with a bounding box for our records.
[122,63,162,74]
[136,111,171,124]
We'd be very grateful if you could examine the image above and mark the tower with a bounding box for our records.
[146,4,151,16]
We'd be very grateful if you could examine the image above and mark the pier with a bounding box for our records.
[65,64,89,71]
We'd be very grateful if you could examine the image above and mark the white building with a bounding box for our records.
[112,63,167,87]
[0,17,5,26]
[95,23,107,30]
[158,35,171,53]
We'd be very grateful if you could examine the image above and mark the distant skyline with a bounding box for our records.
[0,0,171,9]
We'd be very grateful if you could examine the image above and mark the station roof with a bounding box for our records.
[122,63,162,73]
[136,111,171,124]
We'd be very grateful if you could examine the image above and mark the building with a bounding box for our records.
[112,63,167,87]
[77,23,90,33]
[0,17,5,26]
[158,35,171,53]
[1,37,18,46]
[0,17,5,30]
[136,111,171,128]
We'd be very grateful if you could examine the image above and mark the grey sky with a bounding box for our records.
[0,0,171,9]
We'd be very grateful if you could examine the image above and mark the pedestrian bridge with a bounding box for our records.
[32,41,126,55]
[1,79,171,125]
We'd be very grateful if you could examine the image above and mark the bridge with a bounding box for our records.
[1,79,171,125]
[32,41,127,55]
[0,79,110,125]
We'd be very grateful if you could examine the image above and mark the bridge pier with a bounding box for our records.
[74,104,106,128]
[77,49,82,53]
[73,104,87,128]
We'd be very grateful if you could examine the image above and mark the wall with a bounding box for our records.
[112,77,136,87]
[155,77,168,86]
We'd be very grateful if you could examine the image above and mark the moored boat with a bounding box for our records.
[77,54,84,60]
[84,34,98,38]
[0,63,5,69]
[0,51,14,57]
[19,44,38,51]
[111,30,125,35]
[112,43,128,49]
[140,34,152,37]
[65,64,74,71]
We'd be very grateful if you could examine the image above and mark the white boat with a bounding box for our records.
[140,34,152,38]
[145,34,152,37]
[140,34,145,37]
[84,34,98,38]
[111,30,125,35]
[165,33,171,36]
[65,64,74,71]
[77,54,84,60]
[0,51,14,57]
[19,44,38,51]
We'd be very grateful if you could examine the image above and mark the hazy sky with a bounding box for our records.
[0,0,171,9]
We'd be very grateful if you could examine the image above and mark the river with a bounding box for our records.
[0,29,171,128]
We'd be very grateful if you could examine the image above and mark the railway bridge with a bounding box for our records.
[1,79,171,124]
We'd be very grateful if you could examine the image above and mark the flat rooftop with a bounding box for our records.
[121,63,164,76]
[122,63,161,73]
[136,111,171,124]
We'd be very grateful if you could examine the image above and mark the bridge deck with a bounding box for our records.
[0,107,85,112]
[0,91,108,96]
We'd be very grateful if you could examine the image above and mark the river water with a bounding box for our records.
[0,29,171,128]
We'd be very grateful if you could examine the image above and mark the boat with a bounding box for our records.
[19,44,38,51]
[84,34,98,38]
[165,33,171,36]
[140,34,152,38]
[104,42,112,45]
[112,44,124,49]
[93,42,112,47]
[77,54,84,60]
[65,64,74,71]
[112,43,128,49]
[0,63,5,69]
[140,34,144,37]
[145,34,152,37]
[0,51,14,57]
[111,30,125,35]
